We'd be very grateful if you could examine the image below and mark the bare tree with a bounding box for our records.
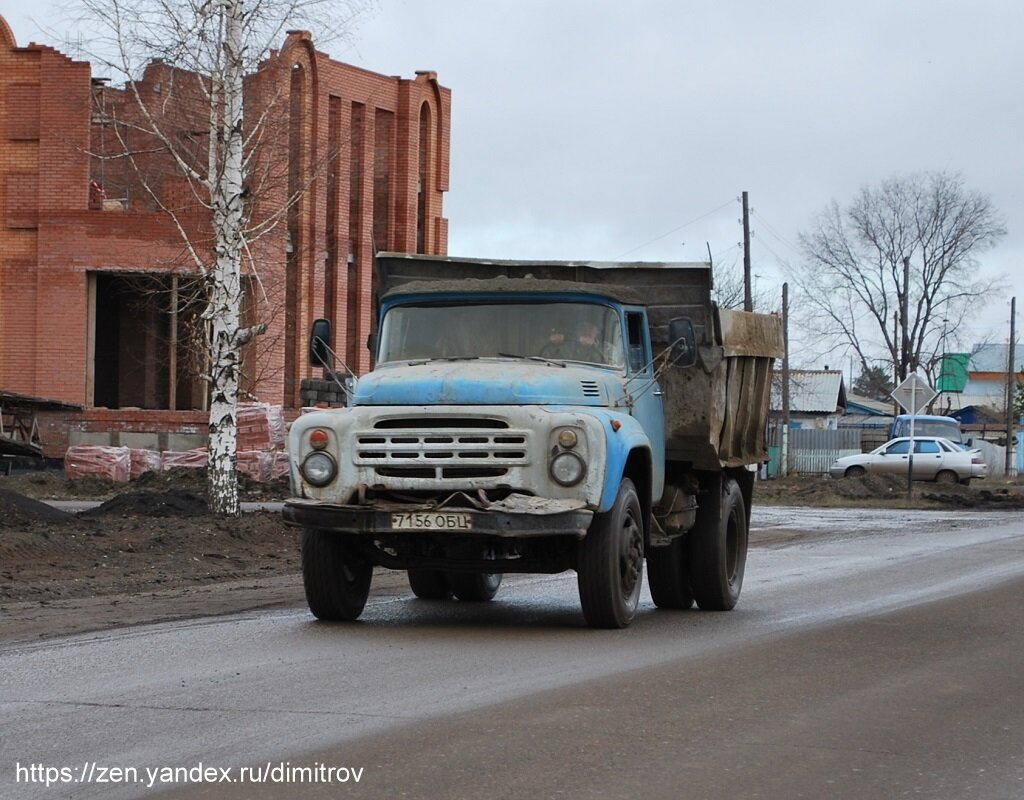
[712,256,775,311]
[75,0,370,514]
[791,171,1006,388]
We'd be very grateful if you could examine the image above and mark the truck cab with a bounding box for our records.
[361,284,667,500]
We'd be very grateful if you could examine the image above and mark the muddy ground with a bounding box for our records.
[2,468,1024,643]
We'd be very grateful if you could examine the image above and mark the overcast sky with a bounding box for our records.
[5,0,1022,367]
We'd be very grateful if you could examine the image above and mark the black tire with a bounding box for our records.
[845,465,866,478]
[935,470,959,486]
[408,569,452,599]
[448,572,502,602]
[688,477,747,611]
[647,537,694,610]
[577,478,645,629]
[301,529,372,621]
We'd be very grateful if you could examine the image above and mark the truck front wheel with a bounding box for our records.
[688,477,747,610]
[301,529,373,621]
[577,478,644,629]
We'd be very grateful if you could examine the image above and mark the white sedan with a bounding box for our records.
[828,436,988,485]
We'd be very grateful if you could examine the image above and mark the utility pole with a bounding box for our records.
[900,256,911,381]
[781,282,790,477]
[892,311,900,416]
[742,191,752,312]
[1006,296,1017,477]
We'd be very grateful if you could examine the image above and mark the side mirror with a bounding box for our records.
[309,318,332,368]
[668,318,697,368]
[366,333,378,357]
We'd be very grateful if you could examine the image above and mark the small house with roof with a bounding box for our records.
[767,369,855,476]
[771,369,848,429]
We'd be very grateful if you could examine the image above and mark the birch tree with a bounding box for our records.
[77,0,369,514]
[791,171,1006,386]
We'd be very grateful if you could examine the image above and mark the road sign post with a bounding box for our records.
[890,373,938,498]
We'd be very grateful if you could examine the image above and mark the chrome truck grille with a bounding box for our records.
[354,418,530,480]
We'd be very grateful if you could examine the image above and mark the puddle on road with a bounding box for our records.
[750,506,1003,533]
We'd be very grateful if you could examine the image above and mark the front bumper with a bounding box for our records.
[283,498,594,538]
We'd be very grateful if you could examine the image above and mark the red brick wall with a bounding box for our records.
[1,18,450,422]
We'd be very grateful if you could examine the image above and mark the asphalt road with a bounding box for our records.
[2,508,1023,800]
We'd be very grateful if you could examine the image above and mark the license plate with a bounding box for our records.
[390,511,474,530]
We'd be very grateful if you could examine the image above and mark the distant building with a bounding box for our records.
[766,370,853,476]
[936,345,1023,436]
[840,393,893,450]
[0,17,450,455]
[771,369,848,429]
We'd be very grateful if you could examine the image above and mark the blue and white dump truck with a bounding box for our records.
[284,254,784,628]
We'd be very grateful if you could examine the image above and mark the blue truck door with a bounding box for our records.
[624,309,665,497]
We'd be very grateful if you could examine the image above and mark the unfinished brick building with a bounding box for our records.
[0,16,450,456]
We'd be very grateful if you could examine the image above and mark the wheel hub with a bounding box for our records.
[621,518,643,595]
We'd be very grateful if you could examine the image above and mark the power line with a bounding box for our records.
[749,208,800,254]
[710,242,741,263]
[615,198,735,259]
[754,234,791,266]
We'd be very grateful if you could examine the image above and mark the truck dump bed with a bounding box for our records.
[375,253,784,469]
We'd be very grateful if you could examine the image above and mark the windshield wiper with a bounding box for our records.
[498,352,567,367]
[397,356,479,365]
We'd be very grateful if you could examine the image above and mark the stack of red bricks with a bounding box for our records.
[65,446,132,482]
[236,403,286,451]
[63,403,290,483]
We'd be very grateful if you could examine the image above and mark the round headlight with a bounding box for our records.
[301,451,337,487]
[557,428,578,449]
[550,451,586,486]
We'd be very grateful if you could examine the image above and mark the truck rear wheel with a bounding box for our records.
[688,477,747,611]
[577,478,644,629]
[448,572,502,601]
[647,537,695,609]
[301,529,372,621]
[408,569,452,599]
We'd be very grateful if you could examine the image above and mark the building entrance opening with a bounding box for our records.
[91,273,207,410]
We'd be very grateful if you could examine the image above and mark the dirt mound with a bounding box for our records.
[131,467,210,495]
[0,467,289,502]
[0,506,297,607]
[921,486,1024,509]
[107,467,288,501]
[0,471,91,500]
[754,474,1024,509]
[79,489,210,518]
[757,474,909,504]
[0,488,77,526]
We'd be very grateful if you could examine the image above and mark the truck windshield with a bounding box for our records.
[378,301,625,367]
